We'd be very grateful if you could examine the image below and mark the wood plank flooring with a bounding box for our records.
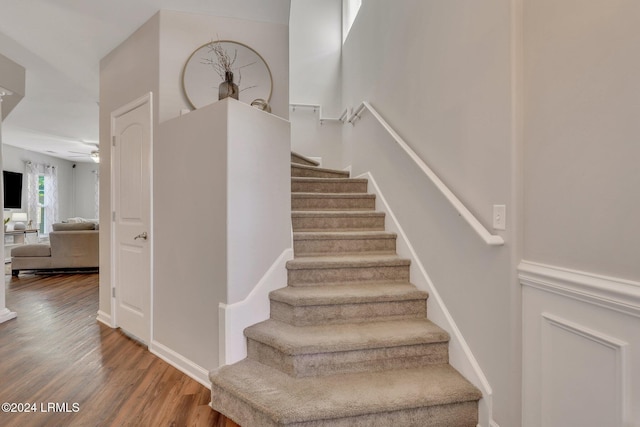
[0,273,240,427]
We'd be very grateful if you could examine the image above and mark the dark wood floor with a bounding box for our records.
[0,273,240,427]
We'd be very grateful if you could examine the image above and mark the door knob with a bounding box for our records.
[134,232,148,240]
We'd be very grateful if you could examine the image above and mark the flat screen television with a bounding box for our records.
[3,171,23,209]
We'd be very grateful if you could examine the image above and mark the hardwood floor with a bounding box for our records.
[0,273,240,427]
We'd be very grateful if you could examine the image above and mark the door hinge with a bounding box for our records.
[112,287,116,298]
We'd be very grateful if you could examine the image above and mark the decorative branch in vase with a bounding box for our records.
[201,39,257,101]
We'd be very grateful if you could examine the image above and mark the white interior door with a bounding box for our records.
[111,93,152,344]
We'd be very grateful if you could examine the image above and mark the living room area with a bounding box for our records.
[2,143,99,274]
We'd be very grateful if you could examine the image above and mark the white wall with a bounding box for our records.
[99,12,160,320]
[100,10,291,383]
[523,0,640,282]
[289,108,343,169]
[72,162,99,219]
[226,100,291,304]
[2,144,76,222]
[340,1,519,426]
[521,1,640,424]
[158,10,290,121]
[154,101,228,377]
[289,0,342,115]
[154,99,290,381]
[0,53,25,119]
[289,0,344,167]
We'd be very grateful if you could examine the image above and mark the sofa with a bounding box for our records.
[11,222,99,275]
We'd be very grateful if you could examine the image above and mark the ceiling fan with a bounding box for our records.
[68,141,100,163]
[68,150,100,163]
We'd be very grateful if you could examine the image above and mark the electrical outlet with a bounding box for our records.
[493,205,506,230]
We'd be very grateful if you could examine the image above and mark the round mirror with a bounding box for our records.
[182,41,273,109]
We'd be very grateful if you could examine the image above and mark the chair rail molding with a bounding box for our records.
[520,261,639,426]
[519,261,640,318]
[348,101,504,247]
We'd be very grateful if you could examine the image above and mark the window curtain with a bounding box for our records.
[25,162,39,230]
[44,165,58,233]
[25,162,59,234]
[93,169,99,220]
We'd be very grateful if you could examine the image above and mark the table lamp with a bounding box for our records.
[11,212,28,230]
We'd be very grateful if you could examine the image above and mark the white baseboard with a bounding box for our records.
[96,310,113,327]
[150,340,211,389]
[0,307,17,323]
[219,248,294,366]
[356,171,495,427]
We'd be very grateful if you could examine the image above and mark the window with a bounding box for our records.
[38,175,45,234]
[343,0,362,43]
[26,162,58,235]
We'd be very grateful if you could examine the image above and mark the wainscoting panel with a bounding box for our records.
[540,313,626,427]
[520,261,639,427]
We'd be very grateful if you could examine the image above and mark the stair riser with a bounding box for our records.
[292,216,385,232]
[271,300,426,326]
[294,236,396,256]
[291,167,349,179]
[247,339,448,378]
[291,154,318,167]
[291,180,367,194]
[292,196,375,211]
[287,265,410,286]
[211,384,478,427]
[210,384,280,427]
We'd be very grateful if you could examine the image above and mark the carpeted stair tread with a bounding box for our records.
[244,318,447,355]
[291,211,386,232]
[291,211,384,216]
[291,163,350,178]
[291,177,368,194]
[293,231,397,256]
[294,230,397,240]
[291,152,320,166]
[292,193,376,211]
[293,230,397,257]
[210,359,481,425]
[286,254,410,270]
[270,282,427,306]
[292,192,375,199]
[291,210,385,218]
[286,255,411,286]
[292,177,368,184]
[211,152,481,426]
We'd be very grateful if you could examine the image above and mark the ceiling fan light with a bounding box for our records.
[90,151,100,163]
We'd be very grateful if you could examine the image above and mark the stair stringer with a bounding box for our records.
[219,248,294,366]
[356,171,495,427]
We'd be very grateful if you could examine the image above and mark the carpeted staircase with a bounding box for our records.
[209,152,481,426]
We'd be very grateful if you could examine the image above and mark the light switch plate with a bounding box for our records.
[493,205,506,230]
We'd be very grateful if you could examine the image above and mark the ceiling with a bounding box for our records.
[0,0,290,162]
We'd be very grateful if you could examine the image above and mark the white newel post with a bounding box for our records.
[0,88,17,323]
